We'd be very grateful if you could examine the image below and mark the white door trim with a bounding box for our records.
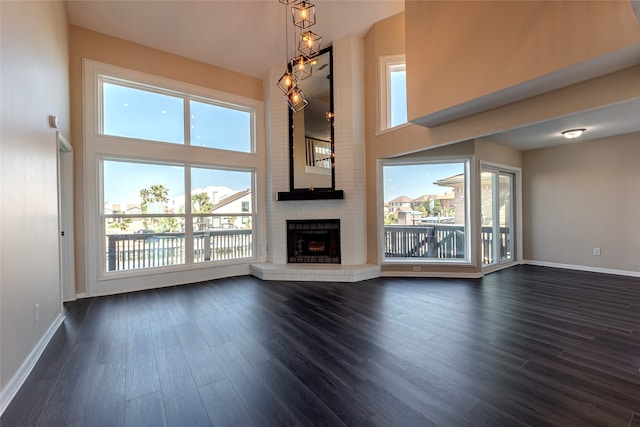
[57,131,76,301]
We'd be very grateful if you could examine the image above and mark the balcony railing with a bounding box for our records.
[106,229,252,272]
[481,225,511,264]
[384,224,465,259]
[384,224,510,260]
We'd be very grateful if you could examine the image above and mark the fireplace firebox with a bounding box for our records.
[287,219,341,264]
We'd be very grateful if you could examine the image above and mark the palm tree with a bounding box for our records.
[140,184,170,230]
[192,192,213,213]
[150,184,169,203]
[192,192,213,231]
[140,184,169,213]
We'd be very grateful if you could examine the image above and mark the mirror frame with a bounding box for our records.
[288,46,336,193]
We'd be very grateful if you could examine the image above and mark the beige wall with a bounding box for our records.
[523,133,640,273]
[364,12,428,263]
[405,0,640,124]
[364,9,639,275]
[1,0,69,397]
[68,26,264,294]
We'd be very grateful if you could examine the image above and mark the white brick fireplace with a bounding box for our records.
[250,35,380,282]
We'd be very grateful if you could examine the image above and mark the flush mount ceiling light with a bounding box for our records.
[561,128,586,139]
[276,0,322,112]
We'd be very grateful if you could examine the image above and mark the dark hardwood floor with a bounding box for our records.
[3,265,640,426]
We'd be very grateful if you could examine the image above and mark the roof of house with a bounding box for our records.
[434,174,465,188]
[388,195,413,204]
[212,189,251,211]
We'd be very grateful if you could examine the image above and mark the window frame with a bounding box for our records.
[378,54,409,134]
[479,161,523,273]
[99,76,255,153]
[83,59,265,296]
[102,159,256,273]
[379,156,474,266]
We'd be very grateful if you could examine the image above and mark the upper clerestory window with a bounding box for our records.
[379,55,407,132]
[101,78,253,153]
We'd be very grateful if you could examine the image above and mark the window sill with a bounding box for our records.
[375,122,412,137]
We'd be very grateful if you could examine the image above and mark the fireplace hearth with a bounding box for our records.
[287,219,341,264]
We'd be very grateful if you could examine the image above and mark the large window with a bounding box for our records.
[382,159,470,263]
[379,55,407,131]
[102,78,253,152]
[84,60,263,294]
[103,161,253,272]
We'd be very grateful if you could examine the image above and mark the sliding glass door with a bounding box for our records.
[481,168,515,266]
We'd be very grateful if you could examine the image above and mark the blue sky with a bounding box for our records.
[390,70,407,127]
[104,161,252,204]
[102,82,252,203]
[383,163,464,202]
[103,82,251,151]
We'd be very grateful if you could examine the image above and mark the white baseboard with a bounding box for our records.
[0,313,65,416]
[523,260,640,278]
[75,292,87,299]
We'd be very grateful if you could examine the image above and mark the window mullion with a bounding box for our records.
[492,172,500,264]
[184,164,194,264]
[184,97,191,145]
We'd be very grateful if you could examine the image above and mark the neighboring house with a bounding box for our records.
[211,189,252,229]
[396,208,423,225]
[433,174,465,225]
[387,195,413,213]
[411,192,455,212]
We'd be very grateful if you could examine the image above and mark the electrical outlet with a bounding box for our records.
[593,248,601,256]
[413,266,421,272]
[34,304,40,322]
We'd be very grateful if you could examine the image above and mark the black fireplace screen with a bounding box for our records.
[287,219,341,264]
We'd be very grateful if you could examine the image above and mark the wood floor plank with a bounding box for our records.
[154,345,211,427]
[124,391,168,427]
[198,379,254,427]
[254,358,347,427]
[4,265,640,427]
[125,318,161,400]
[36,340,99,427]
[82,358,126,427]
[211,341,298,426]
[173,321,226,387]
[264,333,376,425]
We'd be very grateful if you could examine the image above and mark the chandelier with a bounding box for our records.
[276,0,322,112]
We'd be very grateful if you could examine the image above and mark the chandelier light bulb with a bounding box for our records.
[279,0,320,111]
[298,31,321,58]
[292,1,316,29]
[291,55,312,80]
[277,71,298,94]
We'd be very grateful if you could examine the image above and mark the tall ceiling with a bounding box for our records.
[66,0,405,80]
[67,0,639,152]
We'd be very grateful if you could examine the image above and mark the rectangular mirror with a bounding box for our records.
[289,46,334,191]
